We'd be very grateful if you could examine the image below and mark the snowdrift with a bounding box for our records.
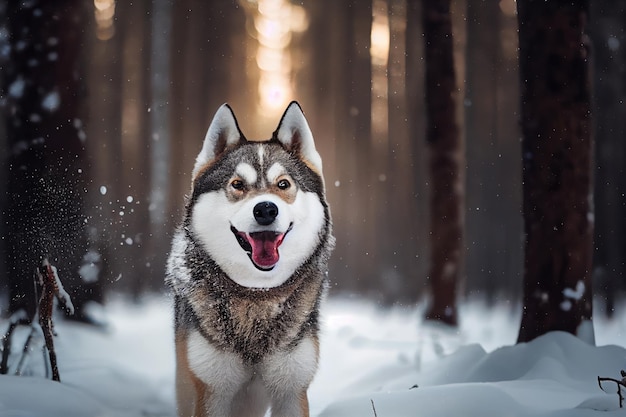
[320,331,626,417]
[0,297,625,417]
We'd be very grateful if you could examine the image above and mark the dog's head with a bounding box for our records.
[188,102,330,288]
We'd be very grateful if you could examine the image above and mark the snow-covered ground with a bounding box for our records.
[1,294,626,416]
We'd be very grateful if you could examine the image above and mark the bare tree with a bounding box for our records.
[420,0,464,326]
[516,0,594,343]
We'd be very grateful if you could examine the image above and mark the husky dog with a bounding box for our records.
[166,101,334,417]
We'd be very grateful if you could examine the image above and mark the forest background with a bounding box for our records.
[0,0,624,329]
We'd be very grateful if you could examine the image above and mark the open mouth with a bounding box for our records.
[230,224,292,271]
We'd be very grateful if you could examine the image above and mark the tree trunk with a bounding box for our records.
[590,0,626,318]
[349,0,375,295]
[387,0,422,303]
[148,0,173,292]
[117,0,152,298]
[3,0,92,318]
[321,0,373,297]
[464,0,502,304]
[421,0,463,326]
[85,0,123,302]
[405,0,431,303]
[517,0,594,344]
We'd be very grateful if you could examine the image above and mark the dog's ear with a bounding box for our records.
[192,104,243,179]
[274,101,323,174]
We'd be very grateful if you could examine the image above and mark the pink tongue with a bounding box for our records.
[248,231,285,268]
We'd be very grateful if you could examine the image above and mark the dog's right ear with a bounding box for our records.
[192,104,243,179]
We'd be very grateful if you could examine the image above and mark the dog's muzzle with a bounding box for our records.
[231,223,292,271]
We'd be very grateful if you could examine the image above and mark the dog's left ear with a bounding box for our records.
[274,101,323,174]
[192,104,243,179]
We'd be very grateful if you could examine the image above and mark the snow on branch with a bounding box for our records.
[36,258,74,381]
[38,258,75,315]
[0,258,74,382]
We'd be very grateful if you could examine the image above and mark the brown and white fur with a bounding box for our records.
[166,102,334,417]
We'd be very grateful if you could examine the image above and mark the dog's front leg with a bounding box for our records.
[186,330,250,417]
[268,390,311,417]
[262,337,319,417]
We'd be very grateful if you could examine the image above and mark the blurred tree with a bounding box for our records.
[464,0,524,304]
[516,0,594,343]
[0,2,8,307]
[86,0,152,299]
[148,0,172,293]
[590,0,626,318]
[315,0,374,297]
[420,0,463,326]
[464,0,499,305]
[170,0,246,209]
[118,0,152,299]
[84,0,123,297]
[386,0,423,301]
[346,0,375,294]
[2,0,100,320]
[405,0,430,302]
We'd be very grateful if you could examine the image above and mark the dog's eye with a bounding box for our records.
[277,179,291,190]
[231,179,245,191]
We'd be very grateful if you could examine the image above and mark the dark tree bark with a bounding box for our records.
[405,0,431,302]
[0,3,8,306]
[386,0,423,302]
[3,0,93,318]
[314,0,373,297]
[347,0,375,293]
[84,0,123,300]
[117,0,152,298]
[170,0,244,202]
[464,0,502,304]
[147,0,173,294]
[590,0,626,318]
[517,0,594,343]
[421,0,463,326]
[464,1,524,304]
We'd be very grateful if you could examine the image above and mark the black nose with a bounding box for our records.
[253,201,279,226]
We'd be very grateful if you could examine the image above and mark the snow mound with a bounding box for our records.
[0,296,176,417]
[0,375,107,417]
[319,331,626,417]
[1,296,626,417]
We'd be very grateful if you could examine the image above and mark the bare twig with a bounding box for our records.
[371,399,378,417]
[2,259,74,382]
[0,314,30,374]
[598,373,626,408]
[14,325,38,376]
[37,258,74,382]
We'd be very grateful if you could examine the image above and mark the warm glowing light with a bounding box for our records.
[371,0,389,145]
[371,5,390,66]
[94,0,111,11]
[499,0,517,17]
[94,0,115,41]
[256,48,291,73]
[289,7,309,33]
[244,0,308,120]
[258,73,291,111]
[255,16,288,40]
